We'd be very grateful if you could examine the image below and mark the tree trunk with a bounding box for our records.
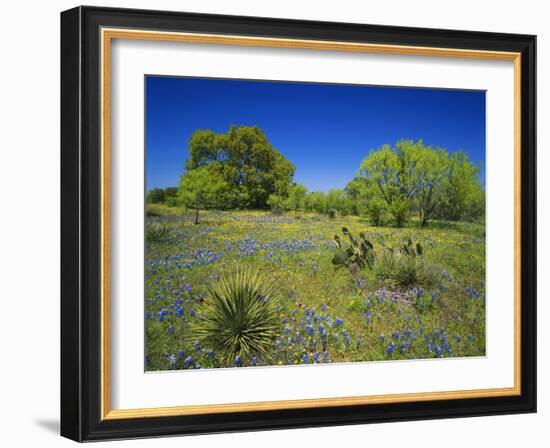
[194,208,200,225]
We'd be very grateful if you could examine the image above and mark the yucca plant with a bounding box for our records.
[145,221,171,244]
[375,238,428,288]
[192,269,278,366]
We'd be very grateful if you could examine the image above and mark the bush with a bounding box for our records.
[146,222,171,244]
[389,200,409,227]
[366,198,385,226]
[192,269,279,366]
[327,209,337,219]
[267,194,288,215]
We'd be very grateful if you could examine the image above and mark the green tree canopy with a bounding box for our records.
[185,125,295,209]
[285,184,308,211]
[439,150,484,221]
[304,191,327,214]
[178,165,230,224]
[359,140,483,226]
[400,140,449,226]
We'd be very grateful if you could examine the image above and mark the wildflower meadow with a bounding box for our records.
[145,208,485,370]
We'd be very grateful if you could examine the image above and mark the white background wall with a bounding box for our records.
[0,1,546,446]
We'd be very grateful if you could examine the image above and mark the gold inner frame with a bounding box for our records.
[100,27,522,420]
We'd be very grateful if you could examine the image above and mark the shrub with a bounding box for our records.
[192,269,279,366]
[389,200,409,227]
[327,208,337,219]
[145,222,171,244]
[366,198,385,226]
[267,194,287,215]
[332,227,375,271]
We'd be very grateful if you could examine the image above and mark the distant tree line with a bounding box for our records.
[148,126,484,226]
[146,187,179,206]
[266,139,484,227]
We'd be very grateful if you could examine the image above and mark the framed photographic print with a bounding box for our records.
[60,6,536,442]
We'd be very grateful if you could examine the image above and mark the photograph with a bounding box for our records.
[144,76,487,371]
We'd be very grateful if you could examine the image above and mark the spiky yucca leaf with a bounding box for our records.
[193,269,278,366]
[145,221,171,244]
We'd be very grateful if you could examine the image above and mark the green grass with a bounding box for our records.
[145,208,485,370]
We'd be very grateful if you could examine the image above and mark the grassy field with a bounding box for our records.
[145,206,485,370]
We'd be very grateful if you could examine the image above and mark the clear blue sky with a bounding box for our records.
[145,76,485,192]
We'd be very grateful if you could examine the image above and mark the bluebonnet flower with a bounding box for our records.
[334,318,344,327]
[435,346,442,357]
[184,356,193,366]
[379,334,385,343]
[234,356,241,367]
[365,311,371,324]
[177,350,185,358]
[302,353,309,364]
[251,356,257,366]
[386,342,396,356]
[167,326,174,335]
[193,341,201,351]
[468,334,475,342]
[318,324,327,340]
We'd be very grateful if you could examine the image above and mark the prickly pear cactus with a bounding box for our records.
[332,227,375,270]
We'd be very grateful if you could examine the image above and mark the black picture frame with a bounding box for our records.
[61,5,536,442]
